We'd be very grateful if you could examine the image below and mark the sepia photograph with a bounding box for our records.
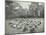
[5,0,44,35]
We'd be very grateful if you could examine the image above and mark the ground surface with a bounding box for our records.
[5,18,44,34]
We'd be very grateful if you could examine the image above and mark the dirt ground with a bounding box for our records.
[5,18,44,34]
